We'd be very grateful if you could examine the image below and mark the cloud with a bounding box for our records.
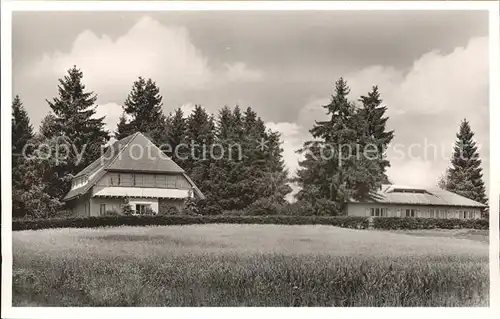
[93,102,123,135]
[265,121,304,177]
[179,103,196,118]
[30,16,263,104]
[346,36,488,116]
[286,36,489,192]
[386,159,442,188]
[223,62,264,83]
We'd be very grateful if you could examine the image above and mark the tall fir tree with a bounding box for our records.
[12,95,34,157]
[46,66,110,167]
[358,86,394,184]
[116,77,167,144]
[164,108,187,163]
[115,113,135,140]
[44,66,110,198]
[442,119,487,208]
[295,78,386,213]
[185,105,216,191]
[11,95,35,218]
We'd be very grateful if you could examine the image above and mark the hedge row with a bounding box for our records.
[12,215,489,231]
[12,215,369,231]
[373,217,489,230]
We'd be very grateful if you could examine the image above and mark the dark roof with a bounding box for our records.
[64,132,203,201]
[350,184,487,208]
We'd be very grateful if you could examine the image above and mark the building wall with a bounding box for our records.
[90,197,126,216]
[89,197,166,215]
[127,198,159,213]
[68,194,91,217]
[347,203,482,219]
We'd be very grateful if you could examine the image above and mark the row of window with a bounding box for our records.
[369,207,477,219]
[100,203,153,215]
[72,176,89,189]
[105,173,189,189]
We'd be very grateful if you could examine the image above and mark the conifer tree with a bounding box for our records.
[116,77,167,144]
[359,86,394,184]
[295,78,386,213]
[185,105,216,189]
[44,66,110,199]
[164,108,187,162]
[115,113,135,140]
[12,95,34,157]
[11,95,35,218]
[442,119,487,207]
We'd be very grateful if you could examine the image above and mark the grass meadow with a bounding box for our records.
[12,225,489,307]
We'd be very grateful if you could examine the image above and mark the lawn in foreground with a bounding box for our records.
[12,224,489,307]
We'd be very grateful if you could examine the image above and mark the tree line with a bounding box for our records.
[12,67,488,219]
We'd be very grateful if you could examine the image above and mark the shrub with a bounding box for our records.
[12,215,370,231]
[373,217,489,230]
[244,198,282,216]
[158,204,180,216]
[279,201,315,216]
[102,210,119,217]
[311,198,342,216]
[122,199,134,216]
[221,209,246,216]
[195,199,222,216]
[142,206,156,216]
[183,197,200,215]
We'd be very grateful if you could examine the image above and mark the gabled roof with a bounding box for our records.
[63,132,204,201]
[350,184,487,208]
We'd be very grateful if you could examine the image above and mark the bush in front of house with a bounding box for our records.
[122,199,134,216]
[195,198,223,216]
[373,217,489,230]
[12,215,371,231]
[102,210,120,217]
[158,204,180,216]
[182,197,201,215]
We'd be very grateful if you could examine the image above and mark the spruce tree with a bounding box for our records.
[46,66,110,170]
[185,105,216,190]
[12,95,34,157]
[295,78,385,213]
[205,106,241,211]
[164,108,187,162]
[44,66,110,198]
[12,95,35,218]
[117,77,167,144]
[359,86,394,184]
[115,113,135,140]
[442,119,487,206]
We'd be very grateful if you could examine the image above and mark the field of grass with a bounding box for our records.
[12,224,489,307]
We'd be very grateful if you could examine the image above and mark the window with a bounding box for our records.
[443,210,449,219]
[135,204,151,215]
[405,209,415,218]
[134,174,144,186]
[155,175,167,188]
[429,209,436,218]
[370,207,387,217]
[109,174,118,186]
[100,204,106,215]
[167,175,176,188]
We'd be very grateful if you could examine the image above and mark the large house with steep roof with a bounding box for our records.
[63,132,204,216]
[347,184,487,219]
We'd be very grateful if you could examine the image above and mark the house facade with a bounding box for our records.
[347,185,486,219]
[63,132,204,216]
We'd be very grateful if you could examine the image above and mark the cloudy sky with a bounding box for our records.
[12,10,490,195]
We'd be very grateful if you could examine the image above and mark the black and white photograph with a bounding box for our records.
[2,0,500,314]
